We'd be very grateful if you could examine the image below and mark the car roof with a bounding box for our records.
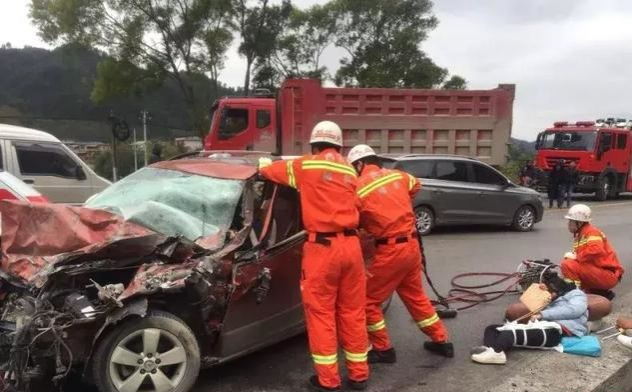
[0,123,61,143]
[379,153,479,162]
[155,150,280,180]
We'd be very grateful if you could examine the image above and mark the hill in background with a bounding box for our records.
[1,45,536,149]
[0,45,241,142]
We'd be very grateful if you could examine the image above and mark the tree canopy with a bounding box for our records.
[24,0,468,139]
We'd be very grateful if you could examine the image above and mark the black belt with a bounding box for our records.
[309,229,358,246]
[375,233,415,247]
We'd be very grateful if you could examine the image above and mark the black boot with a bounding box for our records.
[309,376,340,392]
[346,378,368,391]
[424,341,454,358]
[368,347,397,364]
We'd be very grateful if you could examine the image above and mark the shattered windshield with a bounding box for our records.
[538,131,598,151]
[86,167,244,246]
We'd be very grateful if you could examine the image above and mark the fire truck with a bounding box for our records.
[534,119,632,200]
[204,79,515,166]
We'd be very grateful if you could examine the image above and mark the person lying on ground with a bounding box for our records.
[471,272,587,365]
[505,292,612,327]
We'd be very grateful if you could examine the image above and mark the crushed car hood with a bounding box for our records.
[0,201,164,284]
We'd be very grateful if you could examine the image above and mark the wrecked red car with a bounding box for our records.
[0,152,377,392]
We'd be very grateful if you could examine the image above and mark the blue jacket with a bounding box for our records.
[540,289,588,337]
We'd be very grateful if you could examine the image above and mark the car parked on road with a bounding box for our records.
[380,154,544,235]
[0,123,110,203]
[0,151,380,392]
[0,171,48,203]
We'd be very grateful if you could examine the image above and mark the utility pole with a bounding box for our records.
[140,110,151,166]
[133,127,138,171]
[108,112,118,182]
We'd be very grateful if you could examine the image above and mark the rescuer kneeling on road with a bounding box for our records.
[259,122,369,392]
[347,144,454,364]
[560,204,624,299]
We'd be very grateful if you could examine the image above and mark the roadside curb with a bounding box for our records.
[487,291,632,392]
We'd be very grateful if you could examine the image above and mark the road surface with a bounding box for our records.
[192,197,632,391]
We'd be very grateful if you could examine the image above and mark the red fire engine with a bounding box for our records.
[534,119,632,200]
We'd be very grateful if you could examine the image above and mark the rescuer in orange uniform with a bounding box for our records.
[259,121,368,392]
[347,144,454,363]
[560,204,624,299]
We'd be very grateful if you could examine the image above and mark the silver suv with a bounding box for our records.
[380,154,544,235]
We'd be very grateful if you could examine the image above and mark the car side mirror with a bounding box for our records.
[220,108,229,129]
[76,166,87,181]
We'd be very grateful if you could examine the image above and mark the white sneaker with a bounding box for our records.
[471,347,507,365]
[617,334,632,350]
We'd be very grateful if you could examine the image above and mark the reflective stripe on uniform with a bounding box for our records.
[357,173,402,198]
[408,174,416,191]
[287,160,296,188]
[344,350,368,363]
[312,353,337,365]
[302,160,357,177]
[367,319,386,332]
[574,235,603,249]
[417,313,440,329]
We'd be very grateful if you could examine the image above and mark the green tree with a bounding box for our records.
[442,75,467,90]
[235,0,292,93]
[94,141,187,180]
[332,0,448,88]
[29,0,235,137]
[256,4,337,86]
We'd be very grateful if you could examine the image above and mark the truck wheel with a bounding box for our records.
[414,206,435,236]
[595,177,610,201]
[512,205,535,232]
[93,311,200,392]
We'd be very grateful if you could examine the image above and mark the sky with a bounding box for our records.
[2,0,632,140]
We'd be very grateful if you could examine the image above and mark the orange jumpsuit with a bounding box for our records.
[260,149,368,388]
[357,164,448,351]
[561,223,624,292]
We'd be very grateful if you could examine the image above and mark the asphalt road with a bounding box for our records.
[192,197,632,392]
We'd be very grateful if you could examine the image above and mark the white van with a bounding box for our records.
[0,123,110,203]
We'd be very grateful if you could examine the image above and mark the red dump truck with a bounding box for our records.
[204,79,515,166]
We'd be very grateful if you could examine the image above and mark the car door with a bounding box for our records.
[469,162,517,224]
[216,183,305,360]
[428,160,480,224]
[9,140,92,203]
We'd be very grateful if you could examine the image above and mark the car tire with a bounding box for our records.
[414,206,435,236]
[93,310,200,392]
[512,205,536,232]
[595,177,610,201]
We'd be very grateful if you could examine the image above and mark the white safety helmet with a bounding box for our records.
[309,121,343,147]
[565,204,592,222]
[347,144,377,164]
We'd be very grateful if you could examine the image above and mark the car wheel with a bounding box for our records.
[414,206,435,236]
[512,205,535,232]
[93,311,200,392]
[595,177,610,201]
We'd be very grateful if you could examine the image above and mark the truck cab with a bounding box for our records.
[534,119,632,200]
[205,92,277,152]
